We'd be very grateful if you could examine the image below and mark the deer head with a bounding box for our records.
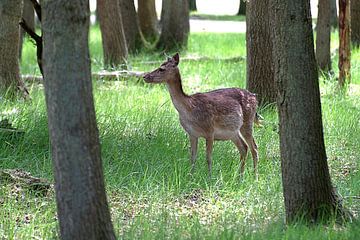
[143,53,180,84]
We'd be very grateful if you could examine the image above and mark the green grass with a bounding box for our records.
[1,27,360,239]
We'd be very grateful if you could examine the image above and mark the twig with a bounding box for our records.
[19,18,43,75]
[29,0,41,21]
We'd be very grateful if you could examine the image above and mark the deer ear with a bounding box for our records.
[172,53,180,65]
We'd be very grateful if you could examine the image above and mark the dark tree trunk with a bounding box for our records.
[270,0,347,223]
[330,0,338,28]
[338,0,351,87]
[0,0,28,98]
[42,1,116,239]
[246,0,276,105]
[19,0,35,59]
[120,0,144,53]
[97,0,128,68]
[156,0,190,51]
[189,0,197,11]
[237,0,246,15]
[138,0,159,41]
[316,0,332,72]
[351,0,360,47]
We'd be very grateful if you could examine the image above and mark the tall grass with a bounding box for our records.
[1,27,359,239]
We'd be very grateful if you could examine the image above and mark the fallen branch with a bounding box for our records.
[0,169,51,194]
[22,70,144,83]
[137,56,245,65]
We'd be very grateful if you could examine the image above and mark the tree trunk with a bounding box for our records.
[137,0,159,42]
[270,0,347,223]
[330,0,338,28]
[246,0,276,105]
[0,0,28,98]
[120,0,144,53]
[351,0,360,47]
[42,1,116,239]
[237,0,246,15]
[97,0,128,68]
[316,0,332,72]
[19,0,35,59]
[338,0,351,87]
[189,0,197,11]
[156,0,190,51]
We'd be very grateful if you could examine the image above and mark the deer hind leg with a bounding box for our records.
[232,132,248,176]
[240,124,258,176]
[205,136,214,176]
[189,135,198,173]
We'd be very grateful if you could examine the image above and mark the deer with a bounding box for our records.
[143,53,259,177]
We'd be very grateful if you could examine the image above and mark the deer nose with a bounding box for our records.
[143,73,151,82]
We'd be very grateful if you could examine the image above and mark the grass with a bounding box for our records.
[1,26,360,239]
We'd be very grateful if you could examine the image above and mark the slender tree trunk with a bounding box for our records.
[270,0,347,223]
[351,0,360,47]
[237,0,246,15]
[42,1,116,239]
[0,0,28,98]
[338,0,351,87]
[246,0,276,105]
[316,0,332,72]
[19,0,35,59]
[120,0,144,53]
[156,0,190,51]
[331,0,338,28]
[97,0,128,68]
[189,0,197,11]
[138,0,159,42]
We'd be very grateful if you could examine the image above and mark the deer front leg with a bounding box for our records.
[189,135,198,173]
[205,137,214,176]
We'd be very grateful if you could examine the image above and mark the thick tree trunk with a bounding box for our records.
[137,0,159,41]
[331,0,338,28]
[0,0,28,98]
[42,1,116,239]
[270,0,346,223]
[237,0,246,15]
[316,0,332,72]
[19,0,35,59]
[156,0,190,51]
[97,0,128,68]
[338,0,351,87]
[120,0,144,53]
[246,0,276,105]
[351,0,360,47]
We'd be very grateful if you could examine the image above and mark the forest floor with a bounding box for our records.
[1,24,359,239]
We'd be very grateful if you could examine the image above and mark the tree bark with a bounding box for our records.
[0,0,28,98]
[120,0,144,53]
[316,0,332,72]
[19,0,35,59]
[246,0,276,105]
[42,1,116,239]
[351,0,360,47]
[237,0,246,15]
[97,0,128,68]
[338,0,351,87]
[270,0,347,223]
[137,0,159,42]
[156,0,190,51]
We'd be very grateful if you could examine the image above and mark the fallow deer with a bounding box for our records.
[143,53,259,177]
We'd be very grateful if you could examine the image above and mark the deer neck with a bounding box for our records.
[166,71,190,114]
